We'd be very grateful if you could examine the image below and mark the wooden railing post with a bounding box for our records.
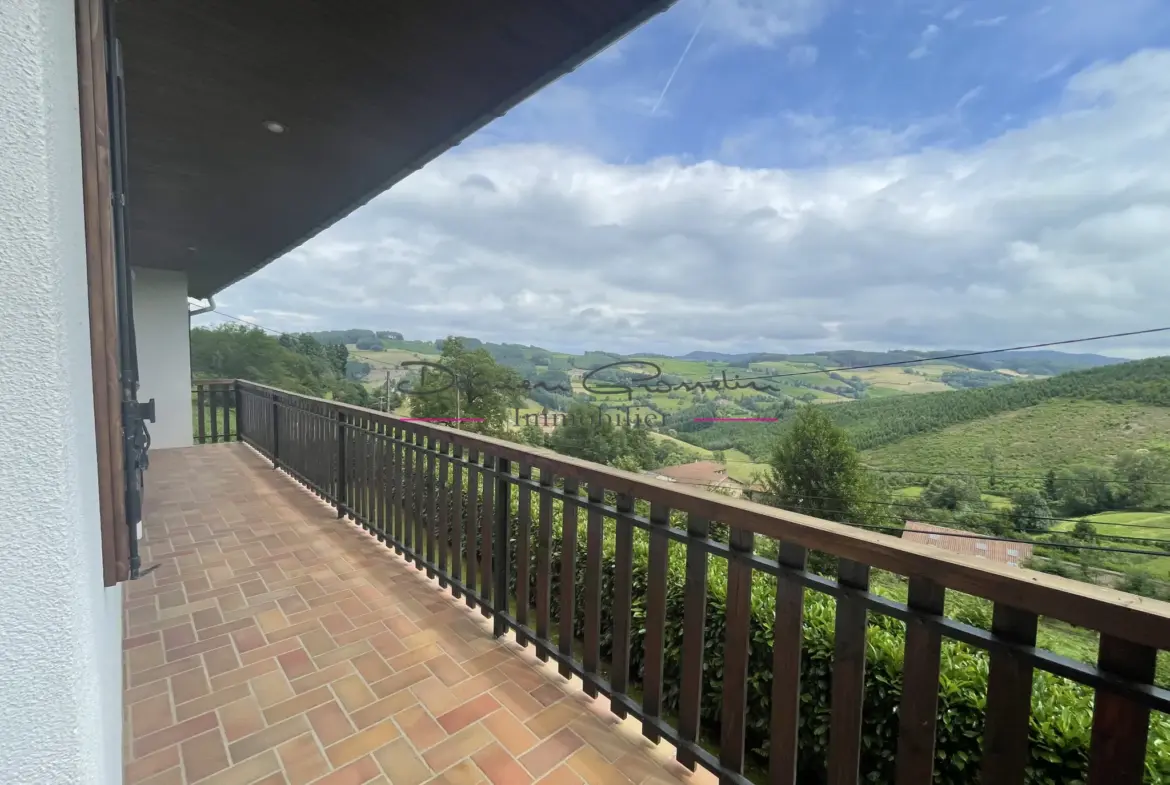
[770,542,809,785]
[1088,636,1157,785]
[678,512,710,769]
[196,383,206,444]
[827,559,872,785]
[271,394,280,469]
[981,604,1039,784]
[493,457,511,637]
[233,382,243,441]
[336,410,347,519]
[895,576,946,785]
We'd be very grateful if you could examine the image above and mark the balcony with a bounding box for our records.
[124,380,1170,785]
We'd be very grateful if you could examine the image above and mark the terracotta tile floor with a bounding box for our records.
[125,443,715,785]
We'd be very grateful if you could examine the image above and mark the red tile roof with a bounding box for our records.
[902,522,1033,568]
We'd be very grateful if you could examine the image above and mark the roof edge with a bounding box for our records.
[198,0,679,298]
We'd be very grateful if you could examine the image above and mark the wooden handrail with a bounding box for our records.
[231,378,1170,648]
[218,378,1170,785]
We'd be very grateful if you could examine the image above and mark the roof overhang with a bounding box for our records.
[116,0,676,298]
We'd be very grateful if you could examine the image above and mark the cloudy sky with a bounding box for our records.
[197,0,1170,358]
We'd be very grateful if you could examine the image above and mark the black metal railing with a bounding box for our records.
[198,380,1170,785]
[192,379,240,443]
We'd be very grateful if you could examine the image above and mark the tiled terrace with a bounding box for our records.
[124,443,713,785]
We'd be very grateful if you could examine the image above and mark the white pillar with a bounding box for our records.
[0,0,124,783]
[132,267,194,449]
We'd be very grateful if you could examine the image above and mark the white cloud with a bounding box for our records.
[222,50,1170,357]
[677,0,832,48]
[719,112,946,168]
[787,44,819,67]
[909,24,941,60]
[955,85,984,110]
[972,15,1008,27]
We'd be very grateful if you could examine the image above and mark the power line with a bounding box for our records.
[859,466,1170,486]
[850,524,1170,558]
[698,459,1170,488]
[751,498,1170,555]
[202,309,1170,499]
[197,311,1170,553]
[662,479,1170,535]
[650,325,1170,388]
[204,310,1169,392]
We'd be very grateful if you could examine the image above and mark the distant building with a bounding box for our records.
[646,461,746,496]
[902,522,1033,568]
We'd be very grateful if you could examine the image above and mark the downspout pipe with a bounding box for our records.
[188,295,215,317]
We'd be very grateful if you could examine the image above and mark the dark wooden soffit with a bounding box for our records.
[117,0,676,298]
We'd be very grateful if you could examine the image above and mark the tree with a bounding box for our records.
[1009,489,1053,532]
[547,402,656,469]
[981,443,1000,490]
[761,405,881,526]
[333,381,373,407]
[613,454,643,473]
[1071,520,1097,541]
[191,324,336,396]
[1044,469,1058,501]
[407,338,522,435]
[328,343,348,377]
[1054,465,1117,516]
[1113,449,1170,509]
[519,422,545,447]
[922,475,983,512]
[548,403,626,466]
[346,360,372,381]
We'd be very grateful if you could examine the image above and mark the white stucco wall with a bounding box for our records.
[0,1,124,784]
[133,267,193,449]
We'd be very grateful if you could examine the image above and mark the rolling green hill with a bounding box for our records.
[676,356,1170,460]
[864,399,1170,478]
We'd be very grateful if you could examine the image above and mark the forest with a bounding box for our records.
[190,324,376,406]
[677,355,1170,459]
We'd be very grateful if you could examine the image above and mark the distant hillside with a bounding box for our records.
[677,348,1126,376]
[961,349,1125,375]
[675,355,1170,460]
[864,399,1170,479]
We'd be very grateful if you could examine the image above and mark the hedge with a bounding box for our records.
[474,495,1170,784]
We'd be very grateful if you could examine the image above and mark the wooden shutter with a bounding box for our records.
[76,0,130,586]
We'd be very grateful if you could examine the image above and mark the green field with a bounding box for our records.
[348,345,436,368]
[1055,510,1170,538]
[851,364,956,394]
[893,485,1012,510]
[647,431,714,461]
[723,449,769,485]
[1050,511,1170,578]
[864,399,1170,477]
[627,356,733,379]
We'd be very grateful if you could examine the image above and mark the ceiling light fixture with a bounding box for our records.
[263,121,285,134]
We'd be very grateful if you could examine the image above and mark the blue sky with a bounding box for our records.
[208,0,1170,357]
[479,0,1170,168]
